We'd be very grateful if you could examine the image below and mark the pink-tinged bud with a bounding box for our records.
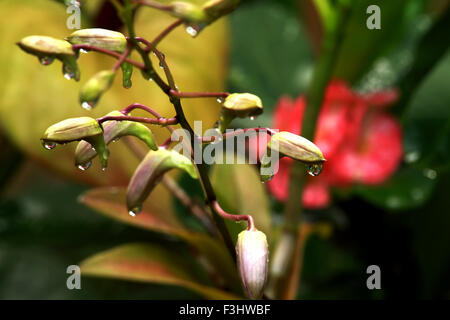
[236,228,269,299]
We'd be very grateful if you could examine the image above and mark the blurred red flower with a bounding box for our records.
[263,80,403,209]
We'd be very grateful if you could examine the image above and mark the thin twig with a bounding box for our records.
[169,90,230,99]
[212,201,255,231]
[97,115,178,126]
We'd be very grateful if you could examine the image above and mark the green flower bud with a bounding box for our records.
[127,148,197,216]
[17,35,74,56]
[75,111,158,168]
[218,93,263,132]
[17,35,80,81]
[79,70,115,110]
[121,62,133,89]
[259,131,325,181]
[170,1,207,22]
[236,228,269,300]
[269,131,325,163]
[203,0,241,23]
[66,28,127,53]
[41,117,108,168]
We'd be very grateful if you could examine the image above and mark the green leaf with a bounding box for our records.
[211,163,272,242]
[80,243,239,300]
[332,0,412,83]
[354,167,436,211]
[0,0,227,186]
[79,186,242,293]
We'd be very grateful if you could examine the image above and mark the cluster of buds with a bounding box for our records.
[17,2,326,299]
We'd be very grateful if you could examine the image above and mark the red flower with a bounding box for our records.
[265,81,402,209]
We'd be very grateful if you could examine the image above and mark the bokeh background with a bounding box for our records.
[0,0,449,299]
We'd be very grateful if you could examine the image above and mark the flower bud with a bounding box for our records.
[236,228,269,299]
[203,0,241,23]
[268,131,325,163]
[41,117,108,168]
[66,28,127,53]
[17,35,74,56]
[219,93,263,132]
[79,70,115,110]
[75,111,157,167]
[127,148,198,215]
[17,35,80,81]
[170,1,207,22]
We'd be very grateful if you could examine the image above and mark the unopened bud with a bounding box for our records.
[75,111,157,167]
[79,70,115,109]
[17,35,80,81]
[41,117,108,168]
[17,35,74,56]
[203,0,241,23]
[236,228,269,299]
[67,28,127,53]
[127,148,197,214]
[269,131,325,163]
[219,93,263,132]
[170,1,207,22]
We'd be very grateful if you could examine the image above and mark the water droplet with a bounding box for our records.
[386,196,401,209]
[101,166,107,171]
[148,77,153,82]
[159,61,164,68]
[217,97,224,104]
[62,64,76,80]
[307,163,323,177]
[81,101,95,110]
[128,205,142,217]
[42,141,56,150]
[423,168,437,180]
[250,116,255,121]
[77,161,92,171]
[79,48,88,54]
[186,26,198,37]
[404,151,420,163]
[112,137,120,143]
[213,128,223,144]
[39,56,54,66]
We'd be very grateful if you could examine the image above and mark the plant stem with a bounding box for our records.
[200,127,275,143]
[268,1,353,300]
[169,90,230,99]
[212,201,255,231]
[97,115,178,125]
[72,44,145,69]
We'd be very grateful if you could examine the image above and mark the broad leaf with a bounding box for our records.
[79,186,241,292]
[80,243,239,299]
[0,0,227,186]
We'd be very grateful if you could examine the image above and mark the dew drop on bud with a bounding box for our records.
[77,161,92,171]
[62,64,75,80]
[307,163,323,177]
[128,205,142,217]
[39,56,54,66]
[81,101,95,110]
[42,141,56,150]
[185,26,198,37]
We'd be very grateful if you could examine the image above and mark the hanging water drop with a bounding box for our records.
[77,161,92,171]
[81,101,95,110]
[307,163,323,177]
[42,141,56,150]
[63,64,76,80]
[128,205,142,217]
[217,97,224,104]
[148,77,153,82]
[79,48,88,54]
[250,116,255,121]
[186,26,198,37]
[159,61,164,68]
[101,166,107,172]
[39,56,54,66]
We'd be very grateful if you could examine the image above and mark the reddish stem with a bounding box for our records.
[97,115,178,126]
[112,43,132,72]
[72,44,145,70]
[201,127,276,143]
[212,201,255,231]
